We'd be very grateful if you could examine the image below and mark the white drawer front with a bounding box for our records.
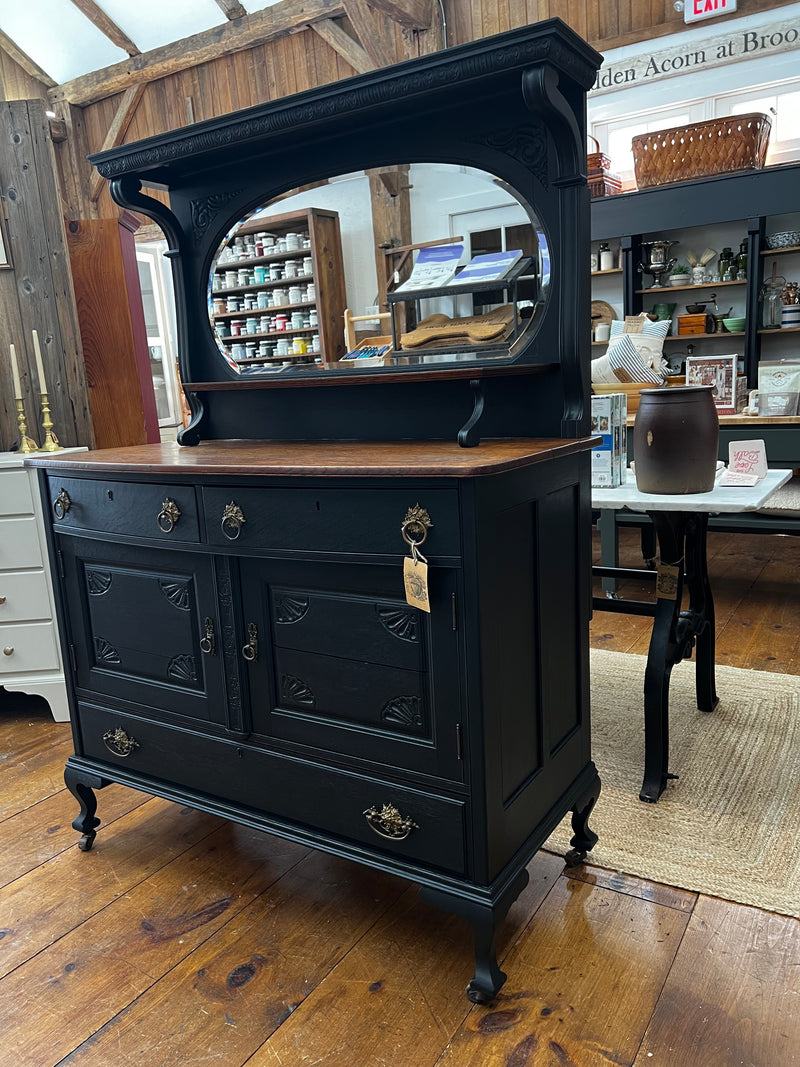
[0,517,43,570]
[0,470,34,517]
[0,571,52,622]
[0,621,60,674]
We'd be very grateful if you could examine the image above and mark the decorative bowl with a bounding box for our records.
[722,317,746,332]
[685,303,707,313]
[765,231,800,250]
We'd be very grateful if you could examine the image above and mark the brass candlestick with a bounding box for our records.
[39,392,63,452]
[15,397,40,453]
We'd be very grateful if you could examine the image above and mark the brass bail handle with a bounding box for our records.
[157,498,181,534]
[53,488,72,519]
[221,502,246,541]
[363,803,420,841]
[401,504,433,548]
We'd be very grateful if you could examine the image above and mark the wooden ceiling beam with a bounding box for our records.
[68,0,141,56]
[214,0,248,17]
[89,84,147,202]
[49,0,347,107]
[311,19,376,74]
[366,0,434,30]
[0,28,57,88]
[342,1,395,69]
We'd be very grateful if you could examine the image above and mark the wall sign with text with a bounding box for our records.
[591,17,799,96]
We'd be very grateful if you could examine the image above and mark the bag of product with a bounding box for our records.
[757,361,800,416]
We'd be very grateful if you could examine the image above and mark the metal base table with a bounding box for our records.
[592,469,792,802]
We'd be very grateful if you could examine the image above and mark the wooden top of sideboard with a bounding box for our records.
[25,438,596,479]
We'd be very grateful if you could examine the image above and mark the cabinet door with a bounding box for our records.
[59,537,227,725]
[239,557,464,783]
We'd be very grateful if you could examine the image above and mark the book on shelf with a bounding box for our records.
[393,244,464,292]
[444,249,525,286]
[685,353,748,414]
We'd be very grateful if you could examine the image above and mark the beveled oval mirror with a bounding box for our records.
[207,163,550,378]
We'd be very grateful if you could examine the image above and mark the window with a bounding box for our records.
[591,77,800,189]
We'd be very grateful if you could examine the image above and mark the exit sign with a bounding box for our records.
[685,0,737,23]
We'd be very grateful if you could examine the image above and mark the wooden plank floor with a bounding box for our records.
[1,529,798,1066]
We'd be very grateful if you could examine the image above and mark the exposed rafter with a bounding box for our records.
[49,0,347,106]
[342,0,395,69]
[312,19,376,74]
[366,0,434,29]
[214,0,248,17]
[0,27,57,87]
[68,0,140,56]
[89,84,146,201]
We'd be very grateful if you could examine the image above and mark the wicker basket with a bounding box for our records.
[632,113,771,189]
[587,134,611,176]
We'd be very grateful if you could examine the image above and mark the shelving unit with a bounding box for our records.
[209,207,346,369]
[591,162,800,388]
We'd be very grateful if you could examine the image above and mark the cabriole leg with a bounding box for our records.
[63,766,109,851]
[420,866,529,1004]
[565,769,601,866]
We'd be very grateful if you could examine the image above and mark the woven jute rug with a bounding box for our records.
[544,649,800,917]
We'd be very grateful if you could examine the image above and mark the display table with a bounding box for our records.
[592,470,792,802]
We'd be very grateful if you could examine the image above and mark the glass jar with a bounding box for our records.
[759,278,786,329]
[717,247,733,281]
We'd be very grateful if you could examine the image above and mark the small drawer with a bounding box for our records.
[0,471,34,517]
[78,703,467,876]
[0,621,59,674]
[0,570,52,622]
[46,476,200,542]
[202,487,460,557]
[0,517,43,570]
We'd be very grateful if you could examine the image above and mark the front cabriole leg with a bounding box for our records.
[64,764,111,851]
[420,866,529,1003]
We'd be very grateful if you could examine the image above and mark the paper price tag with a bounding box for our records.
[403,556,430,612]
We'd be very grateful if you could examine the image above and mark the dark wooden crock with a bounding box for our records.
[633,385,719,494]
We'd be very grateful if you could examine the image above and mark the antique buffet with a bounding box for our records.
[29,20,602,1002]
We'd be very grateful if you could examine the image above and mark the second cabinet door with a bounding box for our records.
[238,557,465,784]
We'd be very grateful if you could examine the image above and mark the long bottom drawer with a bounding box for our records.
[77,702,467,876]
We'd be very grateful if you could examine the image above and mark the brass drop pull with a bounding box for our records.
[102,727,140,757]
[0,595,6,605]
[221,502,246,541]
[363,802,419,841]
[53,488,72,519]
[157,498,181,533]
[3,646,13,656]
[199,617,216,655]
[400,504,432,547]
[242,622,258,662]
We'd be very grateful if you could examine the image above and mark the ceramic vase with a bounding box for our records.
[633,386,719,494]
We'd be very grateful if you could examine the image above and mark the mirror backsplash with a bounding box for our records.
[207,163,550,378]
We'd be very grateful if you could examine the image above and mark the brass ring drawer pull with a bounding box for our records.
[53,488,72,519]
[3,646,13,656]
[199,617,216,655]
[400,504,432,547]
[157,498,181,533]
[363,803,420,841]
[242,622,258,662]
[221,502,246,541]
[102,727,140,757]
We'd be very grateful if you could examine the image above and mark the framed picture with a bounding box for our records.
[685,353,743,414]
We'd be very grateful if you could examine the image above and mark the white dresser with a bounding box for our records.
[0,450,84,721]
